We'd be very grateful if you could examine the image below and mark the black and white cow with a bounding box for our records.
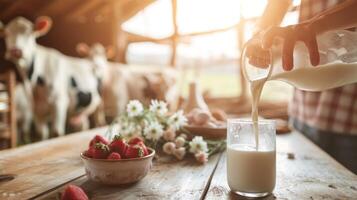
[0,16,102,139]
[76,43,179,120]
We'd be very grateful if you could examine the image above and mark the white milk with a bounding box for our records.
[250,61,357,149]
[270,62,357,91]
[227,144,276,193]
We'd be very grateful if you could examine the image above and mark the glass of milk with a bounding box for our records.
[227,119,276,198]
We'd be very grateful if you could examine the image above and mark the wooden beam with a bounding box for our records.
[37,0,79,17]
[0,0,32,20]
[65,0,105,22]
[117,0,155,24]
[180,23,238,39]
[125,31,171,45]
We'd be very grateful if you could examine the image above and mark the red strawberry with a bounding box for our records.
[84,146,95,158]
[107,152,121,160]
[137,142,149,156]
[89,135,109,147]
[125,144,144,159]
[61,184,88,200]
[109,135,128,156]
[92,143,110,159]
[128,137,143,145]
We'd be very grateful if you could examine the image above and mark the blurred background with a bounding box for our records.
[0,0,301,148]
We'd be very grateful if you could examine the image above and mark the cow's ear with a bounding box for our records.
[0,21,4,38]
[76,43,90,57]
[105,45,116,59]
[34,16,52,37]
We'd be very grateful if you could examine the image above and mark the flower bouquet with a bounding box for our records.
[105,100,226,164]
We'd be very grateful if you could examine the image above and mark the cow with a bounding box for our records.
[76,43,179,120]
[76,43,130,121]
[0,16,102,140]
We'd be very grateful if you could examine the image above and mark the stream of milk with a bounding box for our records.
[250,61,357,149]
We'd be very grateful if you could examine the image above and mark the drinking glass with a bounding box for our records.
[227,119,276,198]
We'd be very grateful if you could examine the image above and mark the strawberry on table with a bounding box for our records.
[92,142,110,159]
[89,135,109,147]
[61,184,88,200]
[107,152,122,160]
[109,135,128,156]
[84,146,95,158]
[128,136,143,145]
[125,144,145,159]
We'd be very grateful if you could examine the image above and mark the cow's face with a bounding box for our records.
[0,16,52,68]
[76,43,114,80]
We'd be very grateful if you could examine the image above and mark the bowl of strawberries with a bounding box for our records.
[81,134,155,185]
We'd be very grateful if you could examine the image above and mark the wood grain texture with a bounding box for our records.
[0,127,107,200]
[205,132,357,200]
[1,129,356,200]
[37,153,222,200]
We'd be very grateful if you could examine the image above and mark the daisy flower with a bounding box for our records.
[126,100,143,117]
[168,110,187,129]
[144,121,164,141]
[189,136,208,154]
[149,100,168,116]
[119,122,134,137]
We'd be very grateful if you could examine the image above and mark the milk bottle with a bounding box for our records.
[226,30,357,197]
[243,30,357,148]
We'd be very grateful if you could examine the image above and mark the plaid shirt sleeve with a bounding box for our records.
[289,0,357,135]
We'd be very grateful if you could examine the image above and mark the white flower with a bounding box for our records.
[189,136,208,154]
[144,121,164,141]
[195,151,208,164]
[168,110,187,129]
[173,147,186,160]
[119,122,135,137]
[149,100,168,116]
[126,100,144,117]
[163,142,176,155]
[175,136,186,148]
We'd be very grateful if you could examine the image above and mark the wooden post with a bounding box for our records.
[8,70,17,148]
[170,0,178,67]
[237,2,248,103]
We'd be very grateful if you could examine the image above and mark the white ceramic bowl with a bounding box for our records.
[80,148,155,185]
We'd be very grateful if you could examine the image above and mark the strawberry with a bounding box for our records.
[128,137,143,145]
[107,152,121,160]
[137,142,149,156]
[92,142,110,159]
[109,135,128,156]
[84,146,95,158]
[61,184,88,200]
[125,144,144,159]
[89,135,109,147]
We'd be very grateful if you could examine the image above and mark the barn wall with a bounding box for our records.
[0,15,118,81]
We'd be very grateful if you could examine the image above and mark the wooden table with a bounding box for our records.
[0,127,356,200]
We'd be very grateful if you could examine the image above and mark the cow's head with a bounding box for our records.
[0,16,52,69]
[76,43,115,79]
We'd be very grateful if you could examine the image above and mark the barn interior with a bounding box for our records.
[0,0,294,149]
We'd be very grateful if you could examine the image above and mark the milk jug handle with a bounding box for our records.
[241,43,274,82]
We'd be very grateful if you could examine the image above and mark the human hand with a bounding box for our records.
[262,23,320,70]
[245,34,271,69]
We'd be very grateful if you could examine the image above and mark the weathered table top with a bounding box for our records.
[0,127,356,200]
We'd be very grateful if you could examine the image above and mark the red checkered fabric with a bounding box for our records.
[288,0,357,135]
